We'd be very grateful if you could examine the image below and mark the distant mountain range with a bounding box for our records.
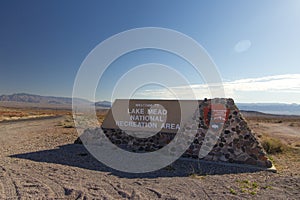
[0,93,111,108]
[95,101,112,108]
[1,93,300,115]
[237,103,300,116]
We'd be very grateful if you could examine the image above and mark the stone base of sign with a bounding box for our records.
[75,98,274,169]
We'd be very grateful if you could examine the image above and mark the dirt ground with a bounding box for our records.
[0,107,299,199]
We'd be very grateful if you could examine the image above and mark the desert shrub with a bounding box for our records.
[289,122,300,127]
[61,117,75,128]
[229,188,237,195]
[63,124,74,128]
[262,138,286,154]
[289,123,295,127]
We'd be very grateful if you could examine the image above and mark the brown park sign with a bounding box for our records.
[101,99,229,133]
[78,98,275,169]
[102,99,181,133]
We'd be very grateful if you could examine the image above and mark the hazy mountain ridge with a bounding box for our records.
[237,103,300,116]
[1,93,300,115]
[95,101,112,108]
[0,93,111,108]
[0,93,90,105]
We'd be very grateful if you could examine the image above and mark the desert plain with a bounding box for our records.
[0,105,299,199]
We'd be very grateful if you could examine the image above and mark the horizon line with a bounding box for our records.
[0,92,300,105]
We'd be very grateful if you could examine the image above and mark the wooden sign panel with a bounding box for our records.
[102,99,229,133]
[102,99,203,133]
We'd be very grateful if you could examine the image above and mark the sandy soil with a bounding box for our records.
[0,114,299,199]
[248,121,300,147]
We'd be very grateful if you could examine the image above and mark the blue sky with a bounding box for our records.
[0,0,300,103]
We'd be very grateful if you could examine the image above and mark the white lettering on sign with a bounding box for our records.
[127,108,145,114]
[116,120,158,129]
[161,123,180,130]
[147,109,167,115]
[129,115,164,122]
[115,103,180,131]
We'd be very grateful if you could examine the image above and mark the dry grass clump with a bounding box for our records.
[61,116,75,128]
[261,137,287,154]
[295,143,300,148]
[97,115,106,124]
[289,122,300,127]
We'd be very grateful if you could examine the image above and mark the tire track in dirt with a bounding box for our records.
[0,166,18,199]
[8,166,66,199]
[105,180,148,199]
[146,187,162,198]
